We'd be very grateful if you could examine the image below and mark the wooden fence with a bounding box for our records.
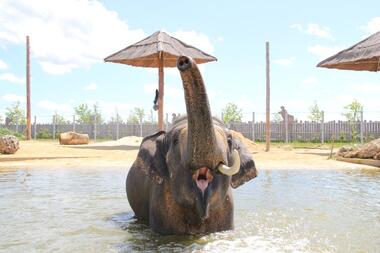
[2,120,380,143]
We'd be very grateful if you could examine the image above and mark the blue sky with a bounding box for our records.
[0,0,379,123]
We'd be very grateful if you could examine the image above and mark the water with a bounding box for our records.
[0,168,379,253]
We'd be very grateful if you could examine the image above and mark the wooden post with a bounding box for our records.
[360,108,364,144]
[26,35,31,140]
[52,115,56,139]
[157,52,164,131]
[72,115,76,132]
[33,115,36,140]
[321,111,325,144]
[16,116,19,133]
[265,42,270,151]
[116,113,119,140]
[94,114,97,141]
[252,112,255,142]
[139,115,143,137]
[285,111,289,143]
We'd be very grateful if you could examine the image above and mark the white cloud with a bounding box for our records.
[85,99,133,118]
[360,17,380,35]
[291,23,333,40]
[0,73,25,83]
[39,61,77,75]
[290,24,303,31]
[273,57,295,67]
[37,100,71,111]
[301,76,318,88]
[217,36,224,42]
[0,59,7,69]
[84,82,97,91]
[307,44,344,59]
[2,93,25,103]
[0,0,145,75]
[170,30,215,54]
[350,82,380,93]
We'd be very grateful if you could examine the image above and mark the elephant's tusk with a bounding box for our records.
[217,149,240,176]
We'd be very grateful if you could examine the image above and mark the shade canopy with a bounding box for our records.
[317,31,380,72]
[104,31,217,67]
[104,31,217,131]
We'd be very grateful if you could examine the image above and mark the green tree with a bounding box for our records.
[92,102,103,124]
[5,102,26,124]
[74,103,103,124]
[74,103,92,123]
[342,99,363,122]
[222,103,242,123]
[342,99,363,142]
[308,101,323,122]
[127,107,145,124]
[109,112,123,124]
[53,112,69,124]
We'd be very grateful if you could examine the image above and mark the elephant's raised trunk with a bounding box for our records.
[177,56,223,171]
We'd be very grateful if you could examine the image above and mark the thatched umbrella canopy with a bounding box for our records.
[317,31,380,72]
[104,31,217,130]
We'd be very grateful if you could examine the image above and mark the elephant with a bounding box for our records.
[126,56,257,235]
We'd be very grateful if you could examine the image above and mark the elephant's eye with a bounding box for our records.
[227,137,232,148]
[173,137,179,145]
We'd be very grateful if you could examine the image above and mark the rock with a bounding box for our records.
[338,138,380,160]
[0,135,19,154]
[356,138,380,159]
[59,132,89,145]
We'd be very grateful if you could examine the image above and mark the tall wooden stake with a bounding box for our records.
[157,51,164,131]
[26,36,31,140]
[265,42,270,152]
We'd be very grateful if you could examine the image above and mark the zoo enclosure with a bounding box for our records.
[1,111,380,143]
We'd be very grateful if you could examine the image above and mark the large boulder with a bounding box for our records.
[59,132,89,145]
[0,135,19,154]
[337,138,380,160]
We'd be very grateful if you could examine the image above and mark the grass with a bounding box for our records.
[254,140,361,150]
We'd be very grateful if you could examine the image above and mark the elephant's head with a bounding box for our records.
[141,56,257,223]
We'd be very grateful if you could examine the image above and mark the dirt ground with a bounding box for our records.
[1,137,378,171]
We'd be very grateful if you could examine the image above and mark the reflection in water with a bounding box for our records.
[0,168,379,252]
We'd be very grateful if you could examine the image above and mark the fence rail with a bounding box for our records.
[2,120,380,143]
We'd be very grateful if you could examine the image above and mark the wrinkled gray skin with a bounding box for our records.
[126,56,257,235]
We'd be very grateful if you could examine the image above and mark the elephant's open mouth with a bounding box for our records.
[192,167,214,194]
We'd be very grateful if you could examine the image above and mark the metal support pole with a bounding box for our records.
[140,117,143,137]
[321,111,325,144]
[94,115,97,141]
[16,116,19,133]
[252,112,255,142]
[73,115,76,132]
[116,113,119,140]
[33,115,36,140]
[285,111,289,143]
[360,108,364,144]
[52,115,56,139]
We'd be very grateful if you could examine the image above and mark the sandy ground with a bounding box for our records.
[0,137,378,171]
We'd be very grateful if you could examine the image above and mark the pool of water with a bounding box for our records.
[0,167,379,252]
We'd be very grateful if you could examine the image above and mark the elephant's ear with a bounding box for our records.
[229,131,258,188]
[133,131,168,184]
